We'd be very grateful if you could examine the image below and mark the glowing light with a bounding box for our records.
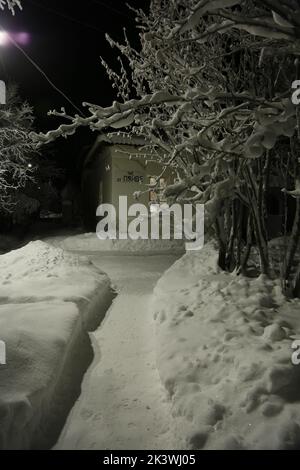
[0,31,9,46]
[0,31,31,47]
[16,32,30,45]
[28,163,33,169]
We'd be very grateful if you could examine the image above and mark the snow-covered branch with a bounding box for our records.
[0,87,36,212]
[0,0,22,14]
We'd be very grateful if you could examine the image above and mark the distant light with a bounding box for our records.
[0,31,9,46]
[28,163,33,168]
[16,32,30,45]
[0,31,31,47]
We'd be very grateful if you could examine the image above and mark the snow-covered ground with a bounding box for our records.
[46,232,185,255]
[0,241,113,449]
[3,233,299,450]
[55,254,183,450]
[153,240,300,449]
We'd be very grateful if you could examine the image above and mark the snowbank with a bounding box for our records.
[46,232,185,255]
[0,241,113,449]
[0,241,113,329]
[152,241,300,450]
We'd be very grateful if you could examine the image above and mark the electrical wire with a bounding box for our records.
[0,0,138,114]
[88,0,132,20]
[28,0,110,35]
[0,24,84,116]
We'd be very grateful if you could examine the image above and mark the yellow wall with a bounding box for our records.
[107,144,176,215]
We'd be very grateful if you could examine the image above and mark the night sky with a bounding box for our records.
[0,0,149,174]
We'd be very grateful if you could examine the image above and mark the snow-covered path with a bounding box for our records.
[55,254,180,450]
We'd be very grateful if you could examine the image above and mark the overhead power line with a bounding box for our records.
[28,0,109,35]
[0,24,84,116]
[88,0,132,20]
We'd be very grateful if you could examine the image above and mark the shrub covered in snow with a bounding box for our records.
[0,0,21,14]
[0,86,36,214]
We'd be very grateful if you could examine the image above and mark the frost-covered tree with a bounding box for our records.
[0,0,39,227]
[0,0,22,14]
[36,0,300,293]
[0,86,36,213]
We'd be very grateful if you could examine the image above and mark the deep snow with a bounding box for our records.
[0,241,113,449]
[153,241,300,449]
[46,232,185,255]
[55,254,183,450]
[3,234,299,450]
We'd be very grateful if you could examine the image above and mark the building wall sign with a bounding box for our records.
[117,172,144,184]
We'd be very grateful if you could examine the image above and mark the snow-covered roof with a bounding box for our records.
[96,133,149,147]
[85,133,150,165]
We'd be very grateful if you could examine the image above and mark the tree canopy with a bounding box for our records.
[34,0,300,293]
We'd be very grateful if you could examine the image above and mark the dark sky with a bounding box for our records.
[0,0,149,175]
[0,0,149,130]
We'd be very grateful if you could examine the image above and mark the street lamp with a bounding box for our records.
[0,31,9,46]
[0,30,30,47]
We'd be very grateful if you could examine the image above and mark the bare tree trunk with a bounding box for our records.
[282,138,300,289]
[293,264,300,298]
[236,201,245,271]
[240,211,253,275]
[282,198,300,281]
[215,217,227,271]
[244,167,270,276]
[225,199,238,271]
[281,151,291,292]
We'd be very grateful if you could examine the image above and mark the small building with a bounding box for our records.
[82,135,177,231]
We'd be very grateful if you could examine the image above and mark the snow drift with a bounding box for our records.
[153,241,300,449]
[0,241,114,449]
[46,232,185,255]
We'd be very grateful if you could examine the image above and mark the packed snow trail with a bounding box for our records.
[55,254,181,450]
